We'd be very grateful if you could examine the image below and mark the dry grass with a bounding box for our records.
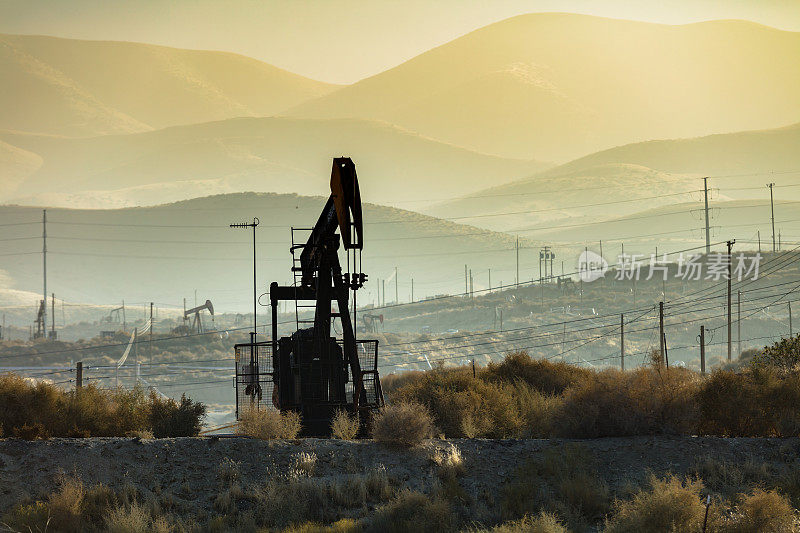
[236,406,302,439]
[470,512,567,533]
[372,401,433,447]
[502,443,609,530]
[603,475,708,533]
[331,409,359,440]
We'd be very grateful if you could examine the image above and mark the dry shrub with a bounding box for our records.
[294,451,318,477]
[471,512,567,533]
[558,366,699,438]
[367,490,454,533]
[331,409,359,440]
[148,392,206,437]
[2,501,51,532]
[48,475,86,530]
[721,489,796,533]
[237,407,301,439]
[484,351,590,395]
[105,502,173,533]
[372,401,432,447]
[393,367,520,438]
[697,367,800,437]
[603,475,707,533]
[691,456,774,500]
[511,382,562,438]
[431,443,465,480]
[0,373,205,438]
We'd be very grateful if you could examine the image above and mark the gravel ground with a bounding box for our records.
[1,436,798,519]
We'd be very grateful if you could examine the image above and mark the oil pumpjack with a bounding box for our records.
[234,157,384,436]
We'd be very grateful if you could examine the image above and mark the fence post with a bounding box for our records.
[700,326,706,375]
[76,361,83,389]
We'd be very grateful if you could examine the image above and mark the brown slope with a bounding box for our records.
[287,14,800,161]
[0,34,340,136]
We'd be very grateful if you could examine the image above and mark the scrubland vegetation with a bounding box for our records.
[4,336,800,531]
[387,336,800,439]
[0,373,205,439]
[4,450,799,532]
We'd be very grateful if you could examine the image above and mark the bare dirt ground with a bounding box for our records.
[2,436,798,520]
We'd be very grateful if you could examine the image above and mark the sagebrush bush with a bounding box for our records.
[149,392,206,437]
[393,367,521,438]
[603,475,708,533]
[331,409,360,440]
[236,406,302,439]
[721,489,796,533]
[557,366,699,438]
[697,366,800,437]
[484,351,591,395]
[0,373,206,438]
[372,401,433,447]
[367,490,454,533]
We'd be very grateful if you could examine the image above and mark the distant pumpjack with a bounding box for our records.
[185,300,214,334]
[362,313,384,334]
[234,157,383,436]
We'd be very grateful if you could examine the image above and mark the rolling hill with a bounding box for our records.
[544,122,800,178]
[426,123,800,231]
[0,192,543,315]
[287,14,800,161]
[0,117,545,207]
[0,33,339,137]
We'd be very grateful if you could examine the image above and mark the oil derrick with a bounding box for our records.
[234,157,384,436]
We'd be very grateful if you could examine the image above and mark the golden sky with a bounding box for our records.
[1,0,799,83]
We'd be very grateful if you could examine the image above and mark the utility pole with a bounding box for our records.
[382,279,385,307]
[515,236,519,287]
[149,302,153,367]
[699,326,706,375]
[790,302,793,338]
[395,267,398,304]
[230,217,260,342]
[465,265,468,295]
[469,269,473,299]
[50,293,55,339]
[737,290,742,357]
[620,313,625,371]
[42,209,47,337]
[703,177,711,254]
[122,300,126,332]
[768,183,776,252]
[757,231,761,253]
[659,301,665,365]
[411,278,414,303]
[726,239,735,361]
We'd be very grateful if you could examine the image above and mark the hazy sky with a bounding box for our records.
[1,0,799,83]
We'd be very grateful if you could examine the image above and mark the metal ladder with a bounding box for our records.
[290,227,316,330]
